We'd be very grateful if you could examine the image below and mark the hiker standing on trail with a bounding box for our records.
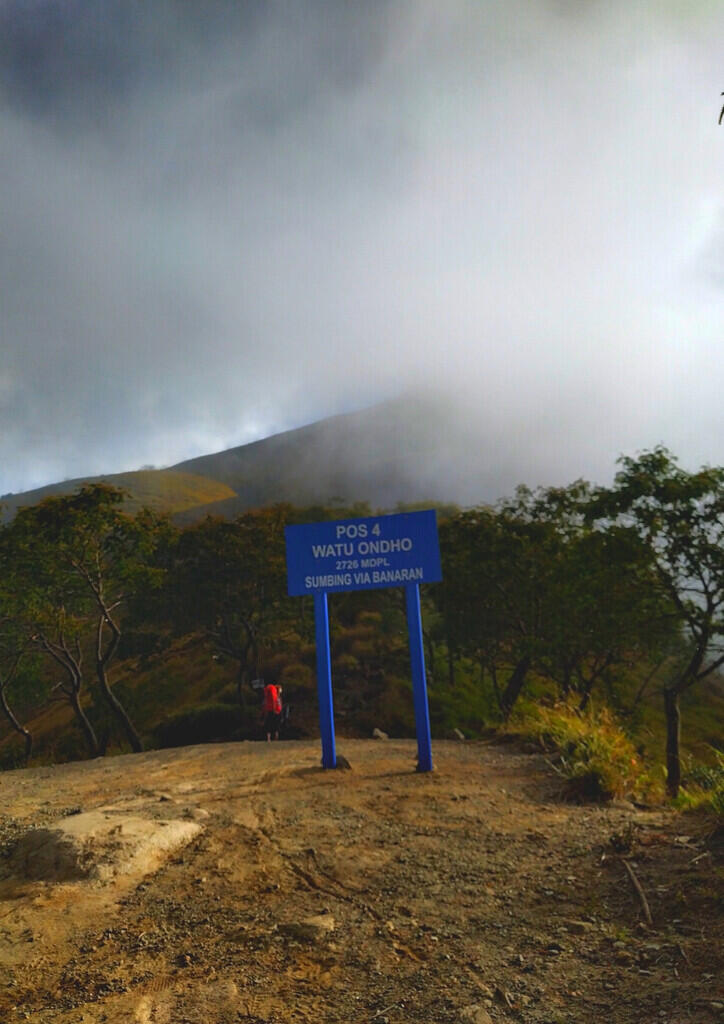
[263,682,282,742]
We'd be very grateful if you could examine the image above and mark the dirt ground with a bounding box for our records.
[0,738,721,1024]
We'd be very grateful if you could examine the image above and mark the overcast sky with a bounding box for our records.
[1,0,723,498]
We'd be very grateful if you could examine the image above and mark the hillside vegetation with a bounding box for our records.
[1,468,235,522]
[1,446,723,825]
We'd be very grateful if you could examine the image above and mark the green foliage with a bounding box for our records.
[0,740,29,771]
[2,456,723,804]
[588,446,724,796]
[151,703,245,749]
[677,750,724,822]
[168,506,295,683]
[344,674,416,738]
[509,700,652,802]
[435,486,671,719]
[428,668,498,737]
[279,661,315,692]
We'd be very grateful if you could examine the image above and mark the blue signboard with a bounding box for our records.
[285,510,442,596]
[285,510,441,773]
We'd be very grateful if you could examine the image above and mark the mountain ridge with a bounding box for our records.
[2,397,477,522]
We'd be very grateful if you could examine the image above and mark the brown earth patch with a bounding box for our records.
[0,739,721,1023]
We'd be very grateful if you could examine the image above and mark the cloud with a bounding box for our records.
[1,0,723,497]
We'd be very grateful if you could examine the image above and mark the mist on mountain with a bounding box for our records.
[1,1,723,496]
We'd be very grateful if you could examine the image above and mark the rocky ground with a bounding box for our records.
[0,738,721,1024]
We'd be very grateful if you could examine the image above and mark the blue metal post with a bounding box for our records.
[314,591,337,769]
[405,583,433,772]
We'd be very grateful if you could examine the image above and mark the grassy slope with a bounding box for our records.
[1,469,236,521]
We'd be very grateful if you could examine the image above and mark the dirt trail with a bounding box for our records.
[0,739,721,1023]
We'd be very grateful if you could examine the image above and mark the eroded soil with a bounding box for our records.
[0,739,721,1023]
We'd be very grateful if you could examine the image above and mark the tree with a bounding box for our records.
[589,447,724,796]
[437,485,675,720]
[5,485,168,755]
[436,500,559,716]
[0,617,34,762]
[532,511,673,711]
[170,507,293,706]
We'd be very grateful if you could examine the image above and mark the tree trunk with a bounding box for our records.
[36,632,98,757]
[561,664,572,698]
[447,642,456,689]
[664,687,681,798]
[236,663,251,711]
[424,630,435,686]
[0,685,33,762]
[578,675,596,711]
[96,662,143,752]
[501,655,531,719]
[490,663,501,707]
[96,615,143,752]
[70,689,100,757]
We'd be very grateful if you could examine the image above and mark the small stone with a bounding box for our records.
[567,919,595,934]
[279,915,336,943]
[459,1005,493,1024]
[372,728,389,740]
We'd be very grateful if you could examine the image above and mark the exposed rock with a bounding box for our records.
[567,919,596,934]
[459,1004,493,1024]
[9,811,202,883]
[372,728,389,740]
[335,755,352,770]
[186,807,210,822]
[279,914,336,942]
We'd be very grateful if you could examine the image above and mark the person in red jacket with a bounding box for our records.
[263,682,282,742]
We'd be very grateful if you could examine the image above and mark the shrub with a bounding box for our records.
[678,750,724,824]
[151,703,245,749]
[281,662,315,692]
[216,684,240,705]
[509,700,650,803]
[0,741,28,771]
[428,671,498,737]
[334,653,361,677]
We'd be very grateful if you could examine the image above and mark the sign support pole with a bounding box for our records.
[405,583,433,772]
[314,591,337,769]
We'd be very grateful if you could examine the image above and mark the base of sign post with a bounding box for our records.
[314,592,337,769]
[405,583,433,772]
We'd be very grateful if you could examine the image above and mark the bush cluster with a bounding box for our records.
[151,703,245,749]
[679,750,724,824]
[509,700,649,803]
